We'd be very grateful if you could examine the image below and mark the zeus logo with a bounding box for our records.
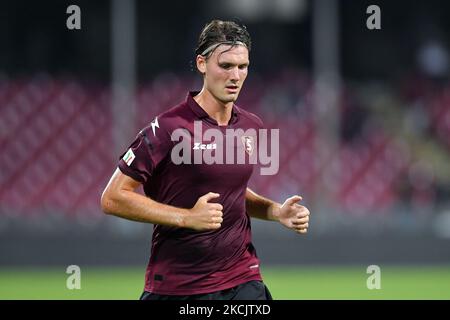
[193,143,217,150]
[151,117,159,136]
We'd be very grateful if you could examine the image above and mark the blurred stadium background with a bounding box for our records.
[1,0,450,299]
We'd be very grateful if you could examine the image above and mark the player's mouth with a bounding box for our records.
[225,85,239,93]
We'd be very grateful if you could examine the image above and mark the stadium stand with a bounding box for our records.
[1,72,448,219]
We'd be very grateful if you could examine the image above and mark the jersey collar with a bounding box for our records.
[186,91,239,125]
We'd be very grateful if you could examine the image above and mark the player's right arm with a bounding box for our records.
[101,168,223,231]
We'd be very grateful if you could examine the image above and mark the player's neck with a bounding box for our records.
[194,89,233,126]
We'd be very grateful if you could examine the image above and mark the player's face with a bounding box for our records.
[199,45,249,104]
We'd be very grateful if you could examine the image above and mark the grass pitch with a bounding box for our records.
[0,265,449,300]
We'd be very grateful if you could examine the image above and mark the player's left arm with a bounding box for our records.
[245,188,310,234]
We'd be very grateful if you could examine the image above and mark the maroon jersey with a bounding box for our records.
[118,91,264,295]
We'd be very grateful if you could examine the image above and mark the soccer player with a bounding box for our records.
[101,19,310,300]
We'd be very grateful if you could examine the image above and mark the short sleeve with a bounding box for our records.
[118,124,172,184]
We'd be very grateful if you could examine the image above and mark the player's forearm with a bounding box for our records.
[101,188,188,227]
[245,188,281,221]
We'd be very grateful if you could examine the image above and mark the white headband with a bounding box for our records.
[200,41,247,56]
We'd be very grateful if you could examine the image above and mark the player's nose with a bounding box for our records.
[229,67,240,81]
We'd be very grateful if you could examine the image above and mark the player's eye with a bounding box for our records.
[219,63,232,69]
[239,64,249,70]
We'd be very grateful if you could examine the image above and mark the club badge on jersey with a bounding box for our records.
[241,135,254,155]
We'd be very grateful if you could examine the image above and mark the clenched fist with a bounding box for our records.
[278,195,310,234]
[183,192,224,231]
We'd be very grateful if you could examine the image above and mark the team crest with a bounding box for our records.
[241,135,254,155]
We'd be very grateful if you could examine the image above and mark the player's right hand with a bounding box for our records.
[184,192,223,231]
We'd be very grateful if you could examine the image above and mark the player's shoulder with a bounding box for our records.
[139,101,190,137]
[235,104,265,129]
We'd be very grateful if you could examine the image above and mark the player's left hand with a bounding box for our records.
[278,195,310,234]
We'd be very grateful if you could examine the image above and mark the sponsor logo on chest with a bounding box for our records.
[193,142,217,150]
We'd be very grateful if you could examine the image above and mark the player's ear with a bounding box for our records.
[196,55,206,75]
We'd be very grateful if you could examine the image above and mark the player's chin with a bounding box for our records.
[222,93,239,103]
[222,97,237,103]
[223,90,241,101]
